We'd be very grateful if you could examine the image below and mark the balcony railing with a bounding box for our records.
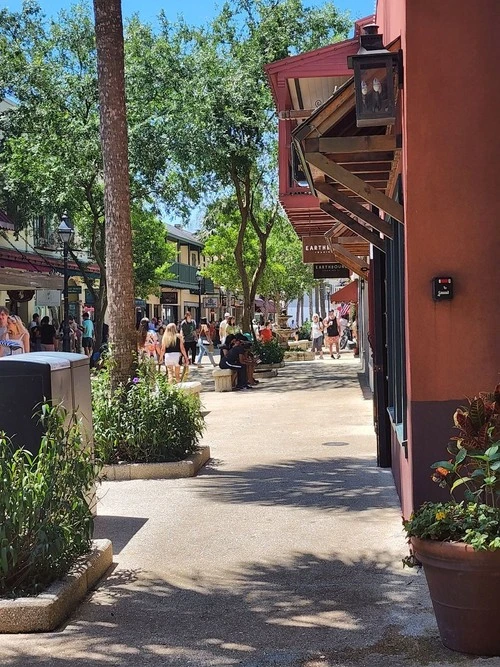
[170,262,198,284]
[169,262,215,292]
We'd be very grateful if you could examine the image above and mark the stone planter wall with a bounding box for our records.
[0,539,112,633]
[102,445,211,481]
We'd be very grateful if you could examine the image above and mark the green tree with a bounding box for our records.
[259,217,315,313]
[202,197,314,327]
[0,2,177,350]
[131,207,176,299]
[158,0,350,331]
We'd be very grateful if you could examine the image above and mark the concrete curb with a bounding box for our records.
[102,445,211,481]
[0,539,113,634]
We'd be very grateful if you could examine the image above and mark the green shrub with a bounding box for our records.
[0,404,98,598]
[297,320,311,341]
[92,361,205,464]
[253,338,285,364]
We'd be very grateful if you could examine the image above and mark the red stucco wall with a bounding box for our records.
[404,1,500,401]
[377,0,500,514]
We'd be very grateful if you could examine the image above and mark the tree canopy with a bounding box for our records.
[154,0,351,330]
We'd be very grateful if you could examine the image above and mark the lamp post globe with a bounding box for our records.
[57,211,74,353]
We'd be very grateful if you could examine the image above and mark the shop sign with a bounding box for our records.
[302,236,337,263]
[160,291,178,305]
[313,263,350,279]
[67,285,81,294]
[202,297,218,308]
[135,299,147,308]
[84,289,95,305]
[36,289,61,307]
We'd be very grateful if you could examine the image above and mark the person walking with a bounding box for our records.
[160,322,189,382]
[0,306,9,357]
[196,317,217,367]
[82,312,94,357]
[137,317,158,360]
[310,313,324,359]
[219,312,231,345]
[180,312,198,365]
[324,309,341,359]
[39,316,57,351]
[6,315,29,353]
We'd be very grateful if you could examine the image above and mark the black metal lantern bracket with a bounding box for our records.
[347,24,403,128]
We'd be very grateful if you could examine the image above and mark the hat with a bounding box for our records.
[224,312,230,318]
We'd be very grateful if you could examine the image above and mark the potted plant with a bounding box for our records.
[403,385,500,655]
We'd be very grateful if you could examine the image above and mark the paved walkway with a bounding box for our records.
[0,357,496,666]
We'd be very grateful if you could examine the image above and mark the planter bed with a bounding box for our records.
[103,445,211,481]
[0,539,112,633]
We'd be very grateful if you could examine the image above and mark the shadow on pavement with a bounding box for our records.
[0,551,466,667]
[196,360,368,395]
[93,516,148,555]
[196,456,397,513]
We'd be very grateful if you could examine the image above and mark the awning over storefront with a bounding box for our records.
[0,210,15,231]
[291,40,403,277]
[0,267,63,290]
[331,279,358,303]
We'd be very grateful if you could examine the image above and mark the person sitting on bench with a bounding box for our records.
[219,337,252,390]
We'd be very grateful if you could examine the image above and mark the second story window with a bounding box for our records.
[35,216,47,242]
[190,251,198,267]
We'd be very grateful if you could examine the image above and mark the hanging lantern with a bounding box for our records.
[347,24,401,128]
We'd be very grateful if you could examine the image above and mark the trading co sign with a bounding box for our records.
[302,236,337,263]
[313,263,350,279]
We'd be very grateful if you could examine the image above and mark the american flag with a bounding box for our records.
[338,303,351,317]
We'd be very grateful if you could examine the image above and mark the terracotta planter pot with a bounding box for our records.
[411,537,500,655]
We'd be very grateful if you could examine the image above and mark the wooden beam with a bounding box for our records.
[328,242,370,277]
[293,82,354,141]
[305,135,397,155]
[305,152,404,223]
[320,202,386,252]
[386,148,402,198]
[315,182,394,238]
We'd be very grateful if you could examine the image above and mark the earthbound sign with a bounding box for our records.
[302,236,337,263]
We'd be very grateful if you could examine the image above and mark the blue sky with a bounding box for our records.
[0,0,376,28]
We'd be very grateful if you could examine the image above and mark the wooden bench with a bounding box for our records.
[212,368,236,392]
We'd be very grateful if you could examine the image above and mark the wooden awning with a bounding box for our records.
[291,40,403,275]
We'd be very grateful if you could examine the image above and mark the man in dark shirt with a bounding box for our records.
[220,339,251,390]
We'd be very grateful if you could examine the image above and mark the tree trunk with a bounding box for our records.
[296,296,302,326]
[314,284,320,317]
[308,288,314,320]
[93,0,136,386]
[319,281,326,319]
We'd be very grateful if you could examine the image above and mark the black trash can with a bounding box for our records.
[0,352,92,455]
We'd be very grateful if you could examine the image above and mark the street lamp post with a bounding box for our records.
[58,212,74,353]
[196,269,203,322]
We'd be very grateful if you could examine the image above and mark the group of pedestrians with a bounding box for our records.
[0,307,95,358]
[137,312,219,383]
[311,309,346,360]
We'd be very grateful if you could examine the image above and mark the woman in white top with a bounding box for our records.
[6,315,30,354]
[310,313,324,359]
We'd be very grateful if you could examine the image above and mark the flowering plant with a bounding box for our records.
[403,385,500,563]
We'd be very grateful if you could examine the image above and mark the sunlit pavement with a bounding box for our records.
[0,355,488,666]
